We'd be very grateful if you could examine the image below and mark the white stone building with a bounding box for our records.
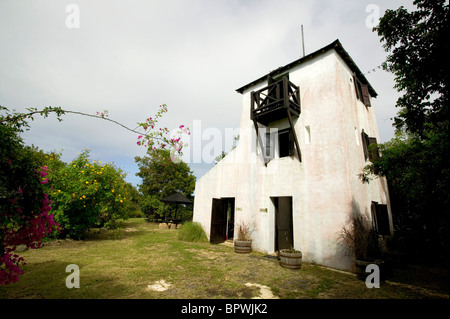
[192,39,393,271]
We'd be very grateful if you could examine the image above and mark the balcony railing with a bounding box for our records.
[250,76,301,126]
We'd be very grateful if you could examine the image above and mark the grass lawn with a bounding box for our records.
[0,218,448,299]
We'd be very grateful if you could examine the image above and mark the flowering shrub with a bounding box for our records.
[46,149,131,238]
[0,123,59,284]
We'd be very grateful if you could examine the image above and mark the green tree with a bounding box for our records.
[369,0,449,263]
[123,182,144,218]
[135,149,195,221]
[368,131,448,260]
[375,0,448,136]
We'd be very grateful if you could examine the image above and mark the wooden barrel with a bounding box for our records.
[279,249,302,269]
[234,240,252,253]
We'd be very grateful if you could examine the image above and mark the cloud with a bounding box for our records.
[0,0,412,185]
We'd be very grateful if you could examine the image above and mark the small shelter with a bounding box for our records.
[160,192,192,225]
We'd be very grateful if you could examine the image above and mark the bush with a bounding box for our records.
[46,150,132,238]
[0,123,59,284]
[177,222,208,243]
[127,209,145,218]
[341,211,382,260]
[141,194,170,220]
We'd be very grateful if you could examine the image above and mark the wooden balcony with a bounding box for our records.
[250,76,301,126]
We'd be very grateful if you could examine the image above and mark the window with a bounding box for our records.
[262,128,295,161]
[371,201,390,235]
[353,76,371,107]
[361,129,379,162]
[278,128,294,158]
[305,125,311,144]
[361,130,369,160]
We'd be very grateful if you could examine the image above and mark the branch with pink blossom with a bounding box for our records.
[1,103,188,284]
[0,104,190,157]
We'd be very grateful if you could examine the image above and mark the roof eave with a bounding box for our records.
[236,39,377,98]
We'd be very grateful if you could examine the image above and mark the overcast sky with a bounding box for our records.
[0,0,416,186]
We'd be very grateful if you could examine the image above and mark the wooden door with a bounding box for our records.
[210,198,227,243]
[274,197,293,251]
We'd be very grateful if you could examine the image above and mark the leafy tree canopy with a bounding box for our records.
[374,0,448,136]
[135,149,195,221]
[370,0,449,263]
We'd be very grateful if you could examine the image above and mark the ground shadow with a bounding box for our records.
[0,259,131,299]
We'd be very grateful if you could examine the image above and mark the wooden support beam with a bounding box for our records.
[250,91,255,121]
[286,109,302,162]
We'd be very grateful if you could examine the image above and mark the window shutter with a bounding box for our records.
[371,201,379,231]
[361,130,369,161]
[264,132,274,162]
[353,76,361,100]
[361,85,371,107]
[371,201,391,235]
[289,129,295,156]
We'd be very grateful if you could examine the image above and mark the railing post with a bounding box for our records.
[275,81,280,102]
[283,76,289,109]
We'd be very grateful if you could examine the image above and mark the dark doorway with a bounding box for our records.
[210,198,235,243]
[272,196,293,251]
[225,198,235,240]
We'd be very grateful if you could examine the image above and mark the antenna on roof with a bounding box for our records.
[301,25,306,58]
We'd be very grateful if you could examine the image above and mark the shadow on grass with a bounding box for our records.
[0,259,129,299]
[73,219,161,242]
[387,263,449,295]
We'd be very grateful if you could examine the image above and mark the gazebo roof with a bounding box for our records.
[160,192,192,204]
